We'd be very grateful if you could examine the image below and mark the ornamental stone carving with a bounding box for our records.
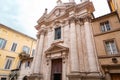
[45,44,69,64]
[37,25,47,39]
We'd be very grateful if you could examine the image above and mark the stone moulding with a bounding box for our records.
[45,44,69,54]
[45,44,69,64]
[35,1,94,30]
[27,73,43,80]
[67,72,104,80]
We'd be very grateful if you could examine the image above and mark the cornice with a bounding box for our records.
[36,1,94,29]
[68,15,91,25]
[36,25,47,39]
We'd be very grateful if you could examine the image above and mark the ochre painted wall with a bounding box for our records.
[0,24,36,79]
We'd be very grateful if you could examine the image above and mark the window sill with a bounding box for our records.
[0,69,11,71]
[52,39,64,45]
[94,28,120,36]
[98,54,120,59]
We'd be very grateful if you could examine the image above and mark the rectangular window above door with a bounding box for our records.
[55,27,61,40]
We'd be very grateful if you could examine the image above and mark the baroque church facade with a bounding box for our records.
[28,0,102,80]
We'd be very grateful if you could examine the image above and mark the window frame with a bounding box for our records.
[10,42,17,52]
[104,39,119,55]
[4,57,14,70]
[54,27,61,40]
[22,46,30,54]
[0,38,7,49]
[100,21,111,32]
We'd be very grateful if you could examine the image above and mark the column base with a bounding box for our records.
[67,72,104,80]
[27,73,43,80]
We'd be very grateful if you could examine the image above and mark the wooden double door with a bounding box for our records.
[51,59,62,80]
[111,74,120,80]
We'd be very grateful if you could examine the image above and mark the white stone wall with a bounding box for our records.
[18,62,32,80]
[30,1,101,80]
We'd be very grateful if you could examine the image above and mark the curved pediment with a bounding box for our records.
[36,1,94,29]
[37,2,76,24]
[37,7,66,24]
[45,44,69,54]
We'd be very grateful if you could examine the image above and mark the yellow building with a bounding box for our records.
[0,24,36,80]
[107,0,120,18]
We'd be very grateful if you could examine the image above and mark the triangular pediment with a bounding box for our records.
[45,44,69,54]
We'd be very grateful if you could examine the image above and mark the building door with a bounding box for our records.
[23,76,27,80]
[51,59,62,80]
[111,74,120,80]
[1,78,6,80]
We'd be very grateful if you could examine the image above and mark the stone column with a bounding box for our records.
[62,51,67,80]
[47,27,52,48]
[33,26,47,74]
[31,39,40,73]
[69,18,79,72]
[105,72,111,80]
[104,67,111,80]
[76,21,85,72]
[84,17,98,72]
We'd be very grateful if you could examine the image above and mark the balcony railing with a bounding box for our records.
[9,69,20,80]
[19,52,30,60]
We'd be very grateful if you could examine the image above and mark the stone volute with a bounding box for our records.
[37,25,47,39]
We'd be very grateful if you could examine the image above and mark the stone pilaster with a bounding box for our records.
[29,25,47,80]
[47,27,52,48]
[104,67,111,80]
[105,72,111,80]
[33,32,45,73]
[34,26,46,73]
[31,39,40,73]
[62,52,67,80]
[84,17,98,72]
[76,20,85,72]
[69,18,80,72]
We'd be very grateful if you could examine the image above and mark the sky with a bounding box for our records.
[0,0,110,38]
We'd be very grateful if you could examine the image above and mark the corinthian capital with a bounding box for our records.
[83,16,91,22]
[69,16,77,23]
[76,18,84,26]
[38,25,47,35]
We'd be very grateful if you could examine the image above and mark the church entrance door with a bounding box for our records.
[51,59,62,80]
[111,73,120,80]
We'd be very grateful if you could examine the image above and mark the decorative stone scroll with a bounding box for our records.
[37,25,47,39]
[68,16,85,26]
[83,16,92,22]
